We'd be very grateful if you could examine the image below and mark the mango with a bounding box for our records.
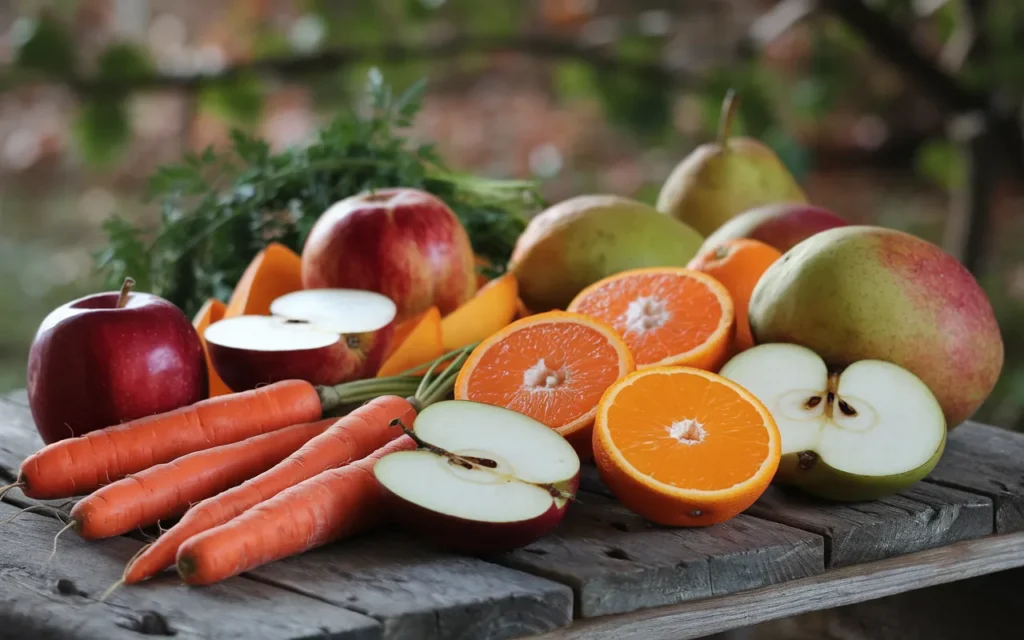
[749,225,1004,428]
[509,194,704,312]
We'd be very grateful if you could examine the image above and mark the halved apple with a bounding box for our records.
[205,289,396,391]
[719,343,946,501]
[374,400,580,553]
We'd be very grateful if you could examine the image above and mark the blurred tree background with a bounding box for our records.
[1,0,1023,429]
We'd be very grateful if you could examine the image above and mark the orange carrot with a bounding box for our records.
[68,418,336,540]
[176,435,417,585]
[13,379,323,500]
[123,394,417,584]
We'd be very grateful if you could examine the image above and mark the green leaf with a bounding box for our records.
[554,61,595,102]
[199,73,265,124]
[914,139,965,190]
[14,16,75,77]
[73,98,130,165]
[96,43,153,82]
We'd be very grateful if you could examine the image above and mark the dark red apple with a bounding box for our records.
[301,187,477,321]
[204,289,396,391]
[699,203,850,254]
[26,279,207,445]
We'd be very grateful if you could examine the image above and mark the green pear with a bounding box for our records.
[656,91,808,237]
[720,343,947,501]
[509,194,704,312]
[748,225,1004,428]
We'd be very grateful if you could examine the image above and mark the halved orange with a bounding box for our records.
[567,267,734,371]
[454,310,635,457]
[594,366,781,526]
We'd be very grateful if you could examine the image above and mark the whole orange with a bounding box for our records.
[687,239,782,352]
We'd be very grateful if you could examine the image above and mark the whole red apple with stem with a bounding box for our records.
[301,187,477,321]
[27,278,208,445]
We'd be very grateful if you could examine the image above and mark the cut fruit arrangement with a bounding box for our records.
[6,88,1005,592]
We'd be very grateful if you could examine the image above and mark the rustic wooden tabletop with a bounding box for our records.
[3,389,1024,640]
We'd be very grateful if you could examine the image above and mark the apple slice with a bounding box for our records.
[374,400,580,553]
[205,289,396,391]
[719,343,946,501]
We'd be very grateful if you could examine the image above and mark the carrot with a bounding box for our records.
[176,434,417,585]
[123,394,417,584]
[68,418,337,540]
[9,380,322,501]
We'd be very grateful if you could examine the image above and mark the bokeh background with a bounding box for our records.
[0,0,1022,434]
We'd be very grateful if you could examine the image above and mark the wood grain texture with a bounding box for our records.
[928,421,1024,533]
[494,491,824,618]
[529,530,1024,640]
[0,501,379,640]
[246,530,574,640]
[747,482,993,567]
[0,390,40,484]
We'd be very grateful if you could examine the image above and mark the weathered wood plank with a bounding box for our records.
[0,501,380,640]
[529,530,1024,640]
[246,530,574,640]
[927,421,1024,532]
[493,491,824,618]
[0,390,39,483]
[746,482,993,568]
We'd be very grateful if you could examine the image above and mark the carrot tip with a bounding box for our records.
[0,481,25,502]
[47,521,75,568]
[98,578,126,603]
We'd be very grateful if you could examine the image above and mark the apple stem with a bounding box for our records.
[389,417,577,501]
[717,89,740,146]
[116,277,136,309]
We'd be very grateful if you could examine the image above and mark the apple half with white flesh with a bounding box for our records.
[205,289,396,391]
[719,343,946,501]
[374,400,581,553]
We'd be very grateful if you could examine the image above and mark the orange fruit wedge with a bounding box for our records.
[567,267,734,372]
[687,239,782,352]
[594,366,781,527]
[225,242,303,317]
[454,310,635,457]
[192,298,233,397]
[376,307,444,377]
[441,273,519,351]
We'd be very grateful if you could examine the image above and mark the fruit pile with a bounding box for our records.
[6,93,1003,590]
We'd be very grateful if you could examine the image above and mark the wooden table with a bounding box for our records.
[3,388,1024,640]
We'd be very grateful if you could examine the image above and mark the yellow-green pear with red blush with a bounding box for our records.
[656,90,808,237]
[748,225,1004,428]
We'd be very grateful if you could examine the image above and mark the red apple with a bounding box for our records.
[301,187,477,321]
[204,289,396,391]
[374,400,580,554]
[26,279,207,445]
[699,203,850,254]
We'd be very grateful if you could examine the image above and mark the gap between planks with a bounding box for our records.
[527,529,1024,640]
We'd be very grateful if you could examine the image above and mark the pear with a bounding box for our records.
[508,194,704,312]
[656,90,808,237]
[720,343,946,501]
[748,225,1004,428]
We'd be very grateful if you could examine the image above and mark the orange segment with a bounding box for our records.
[377,307,443,377]
[454,310,634,458]
[687,239,782,352]
[192,298,232,396]
[225,242,303,317]
[594,366,780,527]
[567,267,734,371]
[441,273,519,351]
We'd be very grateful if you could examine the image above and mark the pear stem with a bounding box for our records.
[116,277,135,309]
[717,89,740,146]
